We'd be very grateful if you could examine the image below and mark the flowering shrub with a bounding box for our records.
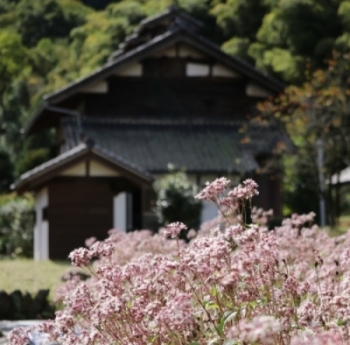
[8,178,350,344]
[55,230,183,304]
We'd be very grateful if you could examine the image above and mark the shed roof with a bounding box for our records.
[14,142,153,193]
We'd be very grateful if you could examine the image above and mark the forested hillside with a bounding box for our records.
[1,0,350,194]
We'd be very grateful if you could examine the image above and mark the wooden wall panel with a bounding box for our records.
[48,178,114,260]
[253,173,282,217]
[84,77,257,119]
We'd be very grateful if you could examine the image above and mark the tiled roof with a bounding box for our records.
[61,118,293,174]
[115,6,203,55]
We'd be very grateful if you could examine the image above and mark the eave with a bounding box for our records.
[14,142,153,193]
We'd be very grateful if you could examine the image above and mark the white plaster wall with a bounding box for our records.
[201,200,219,224]
[179,44,205,59]
[212,64,241,78]
[115,63,142,76]
[114,192,127,232]
[198,174,219,187]
[90,160,119,177]
[154,47,177,57]
[60,162,86,176]
[34,188,49,261]
[199,174,240,187]
[154,174,197,184]
[246,82,272,98]
[186,63,210,77]
[82,81,108,93]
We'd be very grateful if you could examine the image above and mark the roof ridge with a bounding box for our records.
[61,117,280,128]
[137,5,203,32]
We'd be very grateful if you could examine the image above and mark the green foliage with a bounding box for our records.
[0,0,350,107]
[82,0,115,10]
[262,47,305,83]
[211,0,349,83]
[106,1,145,26]
[16,0,87,47]
[0,194,35,257]
[222,37,251,61]
[259,53,350,224]
[282,156,319,219]
[16,149,50,177]
[212,0,268,40]
[0,151,14,193]
[335,32,350,53]
[338,0,350,30]
[156,170,202,232]
[1,81,30,156]
[0,30,28,97]
[278,0,340,57]
[0,259,71,298]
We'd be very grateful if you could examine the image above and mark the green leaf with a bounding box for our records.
[337,318,347,326]
[223,310,238,324]
[206,303,219,310]
[211,285,218,297]
[216,317,225,337]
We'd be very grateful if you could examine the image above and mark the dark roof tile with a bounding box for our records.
[62,118,292,174]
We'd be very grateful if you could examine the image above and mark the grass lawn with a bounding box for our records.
[327,214,350,236]
[0,259,72,299]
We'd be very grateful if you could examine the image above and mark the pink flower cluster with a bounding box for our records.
[163,221,187,239]
[195,177,230,201]
[229,178,259,200]
[68,240,114,267]
[196,178,259,225]
[9,177,350,345]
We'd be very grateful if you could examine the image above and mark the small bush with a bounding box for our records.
[155,169,202,233]
[0,194,34,257]
[0,289,55,320]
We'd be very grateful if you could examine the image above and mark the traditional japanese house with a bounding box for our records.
[15,7,292,260]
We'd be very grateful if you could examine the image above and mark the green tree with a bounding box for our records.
[0,194,34,257]
[259,52,350,225]
[0,31,28,103]
[212,0,268,40]
[0,151,14,193]
[16,0,89,47]
[247,0,342,83]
